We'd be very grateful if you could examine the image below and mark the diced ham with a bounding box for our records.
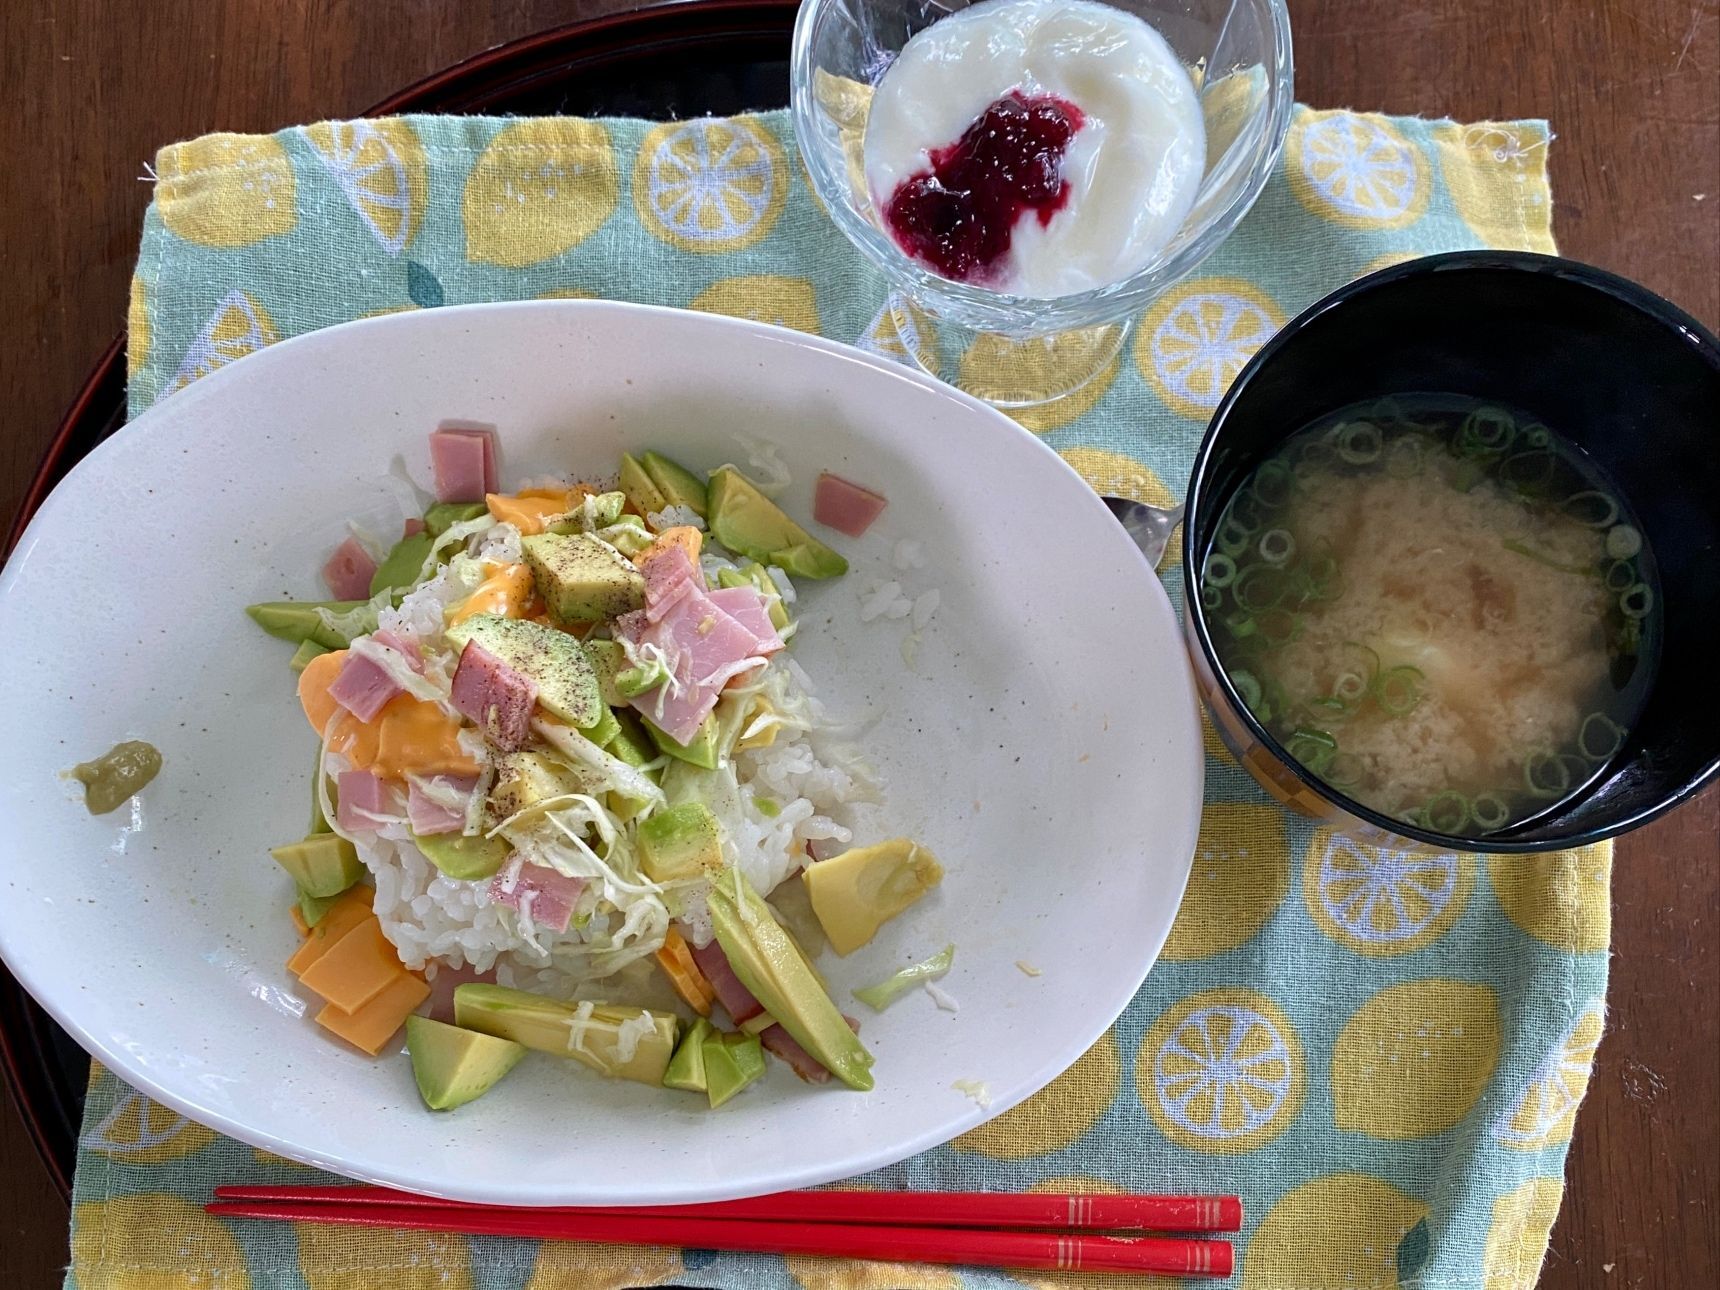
[323,536,377,600]
[327,651,403,722]
[371,629,424,671]
[760,1024,831,1084]
[335,770,397,833]
[813,472,887,537]
[450,640,538,751]
[706,586,784,655]
[429,426,498,503]
[640,547,702,619]
[489,862,585,934]
[690,938,764,1025]
[406,775,479,835]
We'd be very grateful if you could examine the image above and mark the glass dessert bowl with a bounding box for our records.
[792,0,1294,406]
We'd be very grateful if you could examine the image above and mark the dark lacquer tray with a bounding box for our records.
[0,0,798,1199]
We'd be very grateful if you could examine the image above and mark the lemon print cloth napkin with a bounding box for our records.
[64,108,1600,1290]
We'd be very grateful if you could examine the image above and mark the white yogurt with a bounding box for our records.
[863,0,1206,299]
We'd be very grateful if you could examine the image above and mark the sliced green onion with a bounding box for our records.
[1256,608,1304,647]
[1524,750,1571,799]
[1619,583,1654,619]
[1522,423,1552,449]
[1223,611,1259,640]
[1234,564,1291,613]
[1471,794,1512,832]
[1324,752,1365,788]
[1201,583,1223,612]
[1604,560,1637,592]
[1562,490,1620,529]
[1498,450,1555,493]
[1373,665,1424,716]
[1335,421,1384,464]
[1203,552,1238,588]
[1216,517,1252,558]
[1605,525,1643,560]
[1286,728,1338,775]
[1424,791,1471,834]
[1457,406,1515,456]
[1258,529,1296,567]
[1368,396,1407,423]
[1578,712,1626,762]
[1385,435,1427,478]
[852,944,955,1012]
[1230,669,1263,710]
[1251,460,1294,510]
[1503,539,1596,577]
[1228,491,1265,535]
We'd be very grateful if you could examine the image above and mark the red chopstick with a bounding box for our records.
[206,1199,1233,1277]
[212,1184,1242,1233]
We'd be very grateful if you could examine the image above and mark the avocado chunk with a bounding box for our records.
[290,639,330,674]
[641,451,709,518]
[804,839,943,956]
[602,713,658,822]
[370,531,436,597]
[547,491,627,534]
[486,750,582,825]
[638,802,725,883]
[521,533,647,623]
[707,870,875,1090]
[581,639,628,707]
[445,613,601,729]
[619,452,669,515]
[582,704,622,750]
[414,831,511,881]
[424,501,489,537]
[717,564,791,630]
[663,1016,714,1092]
[643,712,721,770]
[272,834,364,898]
[454,984,678,1085]
[298,888,340,928]
[707,467,848,579]
[311,756,334,834]
[246,599,370,649]
[701,1027,766,1107]
[406,1015,527,1111]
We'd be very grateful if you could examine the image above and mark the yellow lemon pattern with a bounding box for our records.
[1141,989,1304,1153]
[1136,278,1284,419]
[1432,121,1555,253]
[785,1256,961,1290]
[1242,1172,1428,1290]
[464,119,619,266]
[1014,1178,1182,1289]
[525,1241,682,1289]
[959,330,1123,432]
[1488,843,1611,952]
[1332,979,1502,1139]
[1057,446,1182,570]
[304,119,428,255]
[690,274,821,333]
[1288,110,1431,229]
[1495,1000,1605,1151]
[952,1031,1122,1159]
[635,117,788,253]
[128,274,151,378]
[156,133,296,247]
[72,1194,252,1289]
[163,288,277,398]
[1482,1177,1564,1289]
[1160,804,1289,961]
[297,1223,473,1290]
[1305,829,1474,955]
[84,1084,215,1163]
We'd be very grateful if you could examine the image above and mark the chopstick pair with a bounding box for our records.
[210,1185,1240,1277]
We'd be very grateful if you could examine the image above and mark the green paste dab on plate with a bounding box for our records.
[66,740,162,816]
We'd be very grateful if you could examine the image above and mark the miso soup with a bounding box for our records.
[1200,395,1659,837]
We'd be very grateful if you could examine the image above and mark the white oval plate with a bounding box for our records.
[0,302,1200,1205]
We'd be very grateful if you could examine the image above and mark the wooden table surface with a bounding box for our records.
[2,0,1716,1284]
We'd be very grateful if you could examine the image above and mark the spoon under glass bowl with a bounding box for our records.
[1103,495,1186,568]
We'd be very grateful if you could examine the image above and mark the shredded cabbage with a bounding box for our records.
[925,981,960,1013]
[348,635,447,702]
[611,1010,658,1064]
[853,945,955,1012]
[952,1079,992,1110]
[534,719,667,807]
[727,433,792,495]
